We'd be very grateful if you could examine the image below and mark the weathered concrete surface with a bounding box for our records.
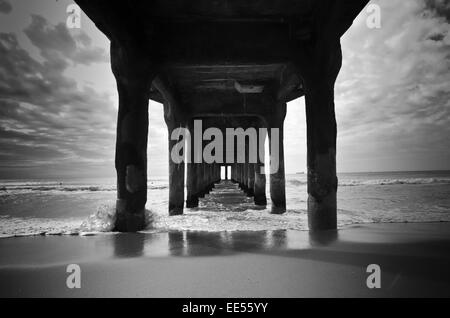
[254,168,267,206]
[186,121,199,208]
[268,103,286,214]
[247,163,255,197]
[166,122,185,216]
[254,128,267,205]
[298,40,342,231]
[111,43,156,232]
[186,162,199,208]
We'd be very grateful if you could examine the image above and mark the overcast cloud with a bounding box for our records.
[0,0,449,179]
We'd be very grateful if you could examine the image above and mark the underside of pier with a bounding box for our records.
[75,0,369,232]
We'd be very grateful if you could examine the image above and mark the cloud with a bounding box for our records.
[424,0,450,22]
[0,15,116,178]
[24,15,108,65]
[335,0,450,171]
[0,0,12,14]
[1,1,449,178]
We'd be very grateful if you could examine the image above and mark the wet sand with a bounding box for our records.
[0,222,450,297]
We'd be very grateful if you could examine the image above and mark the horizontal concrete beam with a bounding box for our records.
[182,90,274,117]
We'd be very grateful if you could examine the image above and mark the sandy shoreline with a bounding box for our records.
[1,222,450,297]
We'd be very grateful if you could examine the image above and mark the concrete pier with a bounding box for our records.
[247,163,255,197]
[269,103,287,214]
[110,43,155,232]
[76,0,369,232]
[186,162,199,208]
[186,121,199,208]
[254,128,267,206]
[166,121,185,216]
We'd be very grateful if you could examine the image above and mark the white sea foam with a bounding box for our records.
[339,177,450,186]
[1,173,450,238]
[1,177,447,197]
[0,215,82,237]
[79,204,116,232]
[285,177,450,187]
[0,185,171,196]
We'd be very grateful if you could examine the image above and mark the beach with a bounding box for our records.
[1,222,450,298]
[1,173,450,297]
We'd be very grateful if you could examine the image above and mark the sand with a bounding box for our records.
[0,222,450,297]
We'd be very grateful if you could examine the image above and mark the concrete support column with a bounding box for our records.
[203,163,209,194]
[166,120,185,215]
[243,142,249,192]
[209,164,215,189]
[197,130,208,197]
[225,165,228,180]
[203,164,209,192]
[211,164,214,184]
[247,163,255,197]
[254,164,267,205]
[111,42,155,232]
[303,42,341,231]
[186,163,198,207]
[240,163,245,189]
[197,163,205,198]
[210,164,213,186]
[186,121,199,208]
[269,104,286,214]
[207,164,212,190]
[254,128,267,205]
[205,164,210,192]
[305,83,338,230]
[243,163,248,191]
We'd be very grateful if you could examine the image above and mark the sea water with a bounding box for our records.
[0,171,450,237]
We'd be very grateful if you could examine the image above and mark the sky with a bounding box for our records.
[0,0,449,179]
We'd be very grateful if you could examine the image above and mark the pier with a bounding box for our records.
[75,0,369,232]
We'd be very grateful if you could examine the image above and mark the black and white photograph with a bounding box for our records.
[0,0,450,301]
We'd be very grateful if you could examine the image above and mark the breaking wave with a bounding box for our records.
[0,183,168,195]
[339,177,450,186]
[286,177,450,187]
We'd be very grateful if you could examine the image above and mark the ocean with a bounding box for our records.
[1,171,450,237]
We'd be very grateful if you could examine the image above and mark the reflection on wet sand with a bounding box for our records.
[2,224,450,297]
[309,230,339,246]
[108,225,450,290]
[111,229,339,258]
[113,233,146,258]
